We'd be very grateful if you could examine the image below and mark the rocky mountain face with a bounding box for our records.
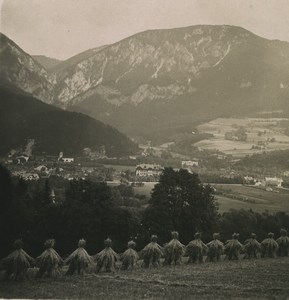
[1,26,289,141]
[0,34,56,104]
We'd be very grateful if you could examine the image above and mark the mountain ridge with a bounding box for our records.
[51,45,108,75]
[32,55,62,70]
[1,25,289,141]
[0,33,56,104]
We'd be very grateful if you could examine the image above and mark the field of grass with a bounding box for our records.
[133,183,289,213]
[214,184,289,213]
[196,117,289,157]
[1,257,289,299]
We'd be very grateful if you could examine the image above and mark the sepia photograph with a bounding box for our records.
[0,0,289,298]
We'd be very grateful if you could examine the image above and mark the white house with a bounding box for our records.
[21,173,40,181]
[135,164,163,177]
[265,177,283,187]
[62,157,74,163]
[34,165,49,172]
[244,176,256,184]
[181,160,199,168]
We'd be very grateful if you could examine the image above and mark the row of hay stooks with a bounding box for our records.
[1,229,289,280]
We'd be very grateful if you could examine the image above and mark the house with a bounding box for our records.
[34,165,49,172]
[244,176,256,184]
[283,171,289,177]
[254,181,264,187]
[21,173,40,181]
[135,164,163,177]
[14,155,29,164]
[58,151,74,163]
[212,154,227,160]
[61,157,74,163]
[181,160,199,168]
[265,177,283,188]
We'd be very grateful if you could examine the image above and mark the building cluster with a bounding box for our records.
[181,160,199,173]
[135,164,164,179]
[134,161,201,181]
[243,176,284,189]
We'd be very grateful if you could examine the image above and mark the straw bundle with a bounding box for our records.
[243,233,261,259]
[186,233,208,264]
[0,239,35,280]
[36,239,63,278]
[121,240,139,270]
[225,233,243,260]
[65,239,94,275]
[276,229,289,257]
[95,238,119,273]
[163,231,185,265]
[206,233,225,262]
[261,233,279,258]
[140,235,163,268]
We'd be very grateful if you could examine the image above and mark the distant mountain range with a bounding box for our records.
[49,45,108,75]
[32,55,62,70]
[0,82,138,156]
[1,25,289,142]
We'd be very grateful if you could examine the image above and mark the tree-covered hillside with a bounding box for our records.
[236,150,289,170]
[0,84,138,156]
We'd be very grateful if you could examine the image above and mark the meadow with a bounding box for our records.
[134,183,289,213]
[214,184,289,213]
[196,117,289,157]
[1,257,289,299]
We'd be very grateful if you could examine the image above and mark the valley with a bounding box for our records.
[2,4,289,300]
[1,24,289,215]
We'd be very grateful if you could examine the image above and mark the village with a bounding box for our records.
[2,147,287,185]
[2,139,289,207]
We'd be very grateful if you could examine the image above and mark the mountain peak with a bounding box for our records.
[0,32,56,104]
[1,25,289,142]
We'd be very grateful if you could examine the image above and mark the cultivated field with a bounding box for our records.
[1,257,289,299]
[196,117,289,157]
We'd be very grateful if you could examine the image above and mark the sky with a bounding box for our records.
[0,0,289,60]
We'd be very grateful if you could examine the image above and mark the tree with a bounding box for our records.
[142,168,218,244]
[0,164,14,212]
[0,165,37,258]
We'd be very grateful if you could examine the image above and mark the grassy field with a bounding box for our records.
[196,117,289,157]
[133,183,289,213]
[214,184,289,213]
[1,257,289,299]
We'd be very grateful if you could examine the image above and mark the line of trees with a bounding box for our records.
[1,164,288,259]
